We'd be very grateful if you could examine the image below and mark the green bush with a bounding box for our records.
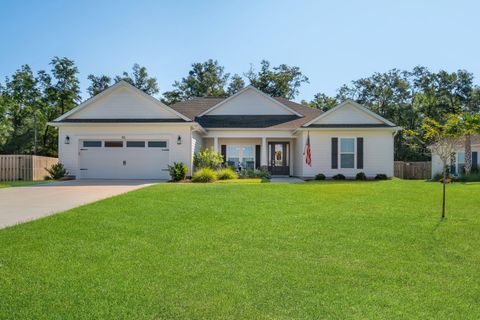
[239,169,271,180]
[315,173,326,180]
[216,168,238,180]
[453,173,480,182]
[45,163,68,180]
[193,148,223,170]
[168,162,188,181]
[192,168,217,183]
[332,174,346,180]
[355,172,367,180]
[375,173,388,180]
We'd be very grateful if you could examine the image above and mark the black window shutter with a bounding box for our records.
[221,145,226,164]
[255,145,261,169]
[331,137,338,169]
[473,152,478,171]
[357,137,364,169]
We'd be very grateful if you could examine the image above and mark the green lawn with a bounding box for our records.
[0,180,479,319]
[0,180,54,189]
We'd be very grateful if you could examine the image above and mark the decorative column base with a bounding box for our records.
[260,165,268,171]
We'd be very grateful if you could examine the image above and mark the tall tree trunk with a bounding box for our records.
[464,134,472,175]
[33,111,37,155]
[42,126,49,153]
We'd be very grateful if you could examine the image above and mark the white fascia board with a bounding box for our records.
[47,121,195,127]
[302,99,396,127]
[293,126,401,133]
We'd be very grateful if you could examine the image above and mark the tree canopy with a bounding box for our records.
[303,67,480,161]
[87,64,159,97]
[245,60,309,100]
[0,58,479,162]
[162,60,235,105]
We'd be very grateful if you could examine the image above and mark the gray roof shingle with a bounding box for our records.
[170,97,323,129]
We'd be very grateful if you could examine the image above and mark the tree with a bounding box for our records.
[302,93,338,111]
[40,57,81,156]
[1,65,41,154]
[306,67,480,162]
[115,63,159,96]
[421,117,462,218]
[245,60,308,99]
[0,89,12,146]
[227,74,245,95]
[162,59,230,104]
[87,74,111,97]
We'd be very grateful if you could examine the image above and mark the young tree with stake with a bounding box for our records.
[421,117,462,218]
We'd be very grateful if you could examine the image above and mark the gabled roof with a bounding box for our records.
[53,81,191,122]
[171,96,323,129]
[302,99,397,128]
[196,85,303,117]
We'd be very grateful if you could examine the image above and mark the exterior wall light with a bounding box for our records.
[65,135,70,144]
[177,135,182,145]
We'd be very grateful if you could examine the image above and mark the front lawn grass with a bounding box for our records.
[0,180,479,319]
[0,180,54,189]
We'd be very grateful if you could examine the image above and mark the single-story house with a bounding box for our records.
[431,136,479,177]
[49,81,400,179]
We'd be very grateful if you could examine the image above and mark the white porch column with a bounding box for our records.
[261,137,268,167]
[213,137,219,153]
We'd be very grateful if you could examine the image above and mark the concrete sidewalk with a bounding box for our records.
[0,180,160,229]
[270,177,305,183]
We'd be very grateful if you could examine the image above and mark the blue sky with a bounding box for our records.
[0,0,479,102]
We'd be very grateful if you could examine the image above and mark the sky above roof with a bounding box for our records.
[0,0,479,102]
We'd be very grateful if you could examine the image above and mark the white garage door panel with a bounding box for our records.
[79,140,169,179]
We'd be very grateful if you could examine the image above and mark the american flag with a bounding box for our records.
[304,131,312,166]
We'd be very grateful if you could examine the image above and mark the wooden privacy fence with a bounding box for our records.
[0,155,58,181]
[394,161,431,180]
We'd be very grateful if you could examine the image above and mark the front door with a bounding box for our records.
[268,142,289,175]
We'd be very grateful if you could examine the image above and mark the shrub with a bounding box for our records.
[168,162,188,181]
[355,172,367,180]
[453,172,480,182]
[45,163,68,180]
[256,169,271,180]
[239,169,270,180]
[192,168,217,183]
[193,148,223,170]
[315,173,326,180]
[216,168,238,180]
[332,173,346,180]
[375,173,388,180]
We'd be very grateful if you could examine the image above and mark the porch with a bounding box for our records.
[203,135,297,176]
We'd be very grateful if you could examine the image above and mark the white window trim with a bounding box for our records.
[339,137,356,169]
[226,144,256,169]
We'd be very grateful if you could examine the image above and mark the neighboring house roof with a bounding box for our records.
[454,135,480,148]
[171,96,323,129]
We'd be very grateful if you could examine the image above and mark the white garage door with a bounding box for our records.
[79,139,170,179]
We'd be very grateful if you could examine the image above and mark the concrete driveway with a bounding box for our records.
[0,180,160,229]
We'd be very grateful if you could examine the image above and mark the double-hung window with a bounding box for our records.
[340,138,355,169]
